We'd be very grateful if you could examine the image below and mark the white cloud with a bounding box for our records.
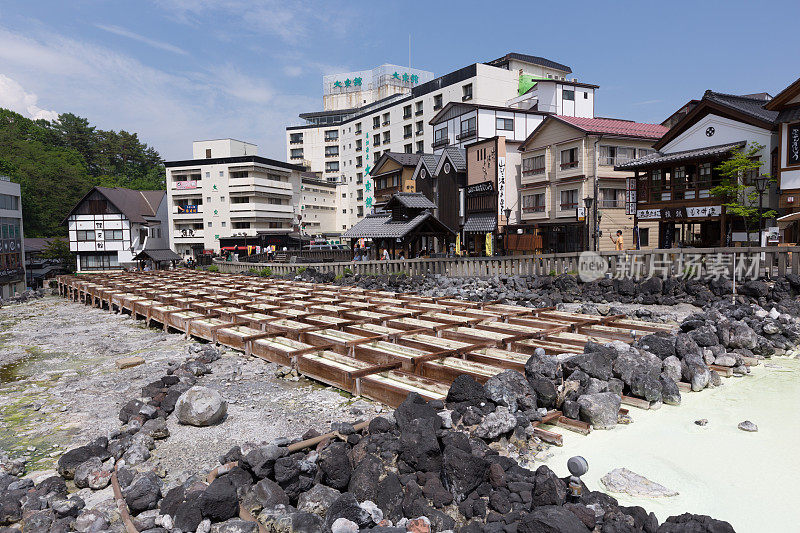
[0,74,59,121]
[0,24,312,159]
[95,24,189,56]
[283,65,303,77]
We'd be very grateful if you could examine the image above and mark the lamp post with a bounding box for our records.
[504,207,512,256]
[755,175,768,247]
[583,197,594,251]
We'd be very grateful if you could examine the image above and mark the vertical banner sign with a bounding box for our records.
[455,234,461,256]
[497,156,507,219]
[626,177,637,215]
[788,124,800,166]
[485,232,493,256]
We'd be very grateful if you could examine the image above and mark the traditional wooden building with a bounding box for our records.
[764,77,800,243]
[369,152,421,210]
[617,90,778,248]
[342,192,455,258]
[412,147,466,236]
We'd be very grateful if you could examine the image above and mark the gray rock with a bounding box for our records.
[577,392,621,430]
[612,345,661,386]
[74,509,109,533]
[121,444,151,467]
[661,356,682,384]
[483,370,535,413]
[659,374,681,406]
[175,386,227,427]
[140,418,170,440]
[210,518,258,533]
[695,419,708,426]
[713,355,737,367]
[687,363,710,392]
[74,458,111,490]
[738,420,758,432]
[330,518,359,533]
[600,468,678,497]
[297,484,341,518]
[124,472,161,514]
[474,406,517,439]
[630,372,662,403]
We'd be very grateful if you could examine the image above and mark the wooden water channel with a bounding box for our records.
[58,271,683,443]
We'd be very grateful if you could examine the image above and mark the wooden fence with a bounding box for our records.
[214,246,800,280]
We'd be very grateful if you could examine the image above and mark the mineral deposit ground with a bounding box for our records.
[1,287,797,533]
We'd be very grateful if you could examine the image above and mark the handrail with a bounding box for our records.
[211,246,800,280]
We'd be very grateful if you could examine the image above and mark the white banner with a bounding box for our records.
[497,156,506,219]
[176,180,198,190]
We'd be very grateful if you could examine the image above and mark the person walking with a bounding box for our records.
[381,248,390,261]
[610,230,624,251]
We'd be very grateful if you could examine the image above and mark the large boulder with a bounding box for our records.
[297,484,341,518]
[577,392,621,430]
[318,442,352,491]
[474,406,517,439]
[57,445,110,480]
[442,445,489,502]
[518,505,590,533]
[484,370,536,412]
[199,476,239,522]
[532,466,567,507]
[123,472,161,514]
[658,513,735,533]
[73,458,111,490]
[638,334,675,360]
[612,346,662,386]
[399,418,442,473]
[175,386,227,426]
[659,375,681,406]
[630,372,662,403]
[446,375,487,404]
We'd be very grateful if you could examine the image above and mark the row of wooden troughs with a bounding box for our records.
[57,271,676,434]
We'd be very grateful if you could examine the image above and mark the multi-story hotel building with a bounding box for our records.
[165,139,305,258]
[286,53,583,232]
[0,176,24,297]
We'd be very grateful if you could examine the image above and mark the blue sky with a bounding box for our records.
[0,0,797,161]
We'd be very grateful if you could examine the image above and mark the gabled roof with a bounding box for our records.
[435,147,467,175]
[485,53,572,74]
[520,115,668,152]
[414,153,439,180]
[341,211,454,239]
[429,101,549,126]
[614,141,746,170]
[64,187,166,224]
[654,90,778,150]
[371,152,421,176]
[386,192,436,210]
[765,77,800,111]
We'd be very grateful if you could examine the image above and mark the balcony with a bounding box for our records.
[324,136,338,143]
[325,152,339,158]
[229,176,292,193]
[355,130,362,135]
[523,206,546,213]
[173,205,203,216]
[416,130,424,136]
[522,168,546,176]
[382,120,390,126]
[289,139,303,145]
[432,138,449,149]
[230,203,294,217]
[404,132,412,139]
[456,129,476,140]
[174,229,204,239]
[290,154,304,160]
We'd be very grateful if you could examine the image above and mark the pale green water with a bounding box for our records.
[541,358,800,533]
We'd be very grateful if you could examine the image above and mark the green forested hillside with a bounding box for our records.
[0,108,165,237]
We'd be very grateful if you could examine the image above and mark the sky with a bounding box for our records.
[0,0,798,161]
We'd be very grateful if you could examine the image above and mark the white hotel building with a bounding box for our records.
[165,139,306,258]
[286,53,597,231]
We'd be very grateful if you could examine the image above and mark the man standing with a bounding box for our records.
[610,230,624,251]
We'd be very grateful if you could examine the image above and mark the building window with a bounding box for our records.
[355,122,362,134]
[560,189,578,210]
[415,101,423,115]
[404,144,412,153]
[639,228,650,247]
[523,155,546,175]
[104,229,123,240]
[324,130,338,142]
[357,206,364,217]
[383,131,390,144]
[290,133,303,144]
[373,116,380,129]
[79,253,119,270]
[404,124,412,138]
[289,148,304,160]
[373,133,380,146]
[355,139,362,151]
[458,117,476,140]
[382,113,390,126]
[221,221,226,227]
[415,121,423,135]
[233,222,251,229]
[433,94,443,110]
[599,188,624,208]
[219,171,224,177]
[356,156,363,168]
[496,118,514,131]
[325,161,339,173]
[207,222,212,227]
[433,127,448,148]
[559,147,579,169]
[599,146,636,166]
[374,151,381,163]
[522,193,546,212]
[563,89,575,101]
[638,148,656,158]
[220,196,225,202]
[584,92,589,99]
[325,146,339,157]
[76,230,94,241]
[357,172,363,184]
[416,141,424,153]
[403,105,412,119]
[205,149,212,158]
[462,83,473,101]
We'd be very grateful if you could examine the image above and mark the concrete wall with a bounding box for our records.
[193,139,258,159]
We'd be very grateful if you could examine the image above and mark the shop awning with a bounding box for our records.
[463,213,497,233]
[777,212,800,225]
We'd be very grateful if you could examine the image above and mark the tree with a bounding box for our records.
[711,143,775,245]
[41,237,76,273]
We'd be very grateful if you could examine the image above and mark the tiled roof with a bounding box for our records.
[389,192,436,209]
[342,212,431,239]
[418,154,439,174]
[93,187,165,223]
[134,248,182,262]
[615,141,746,170]
[385,152,422,167]
[442,147,466,172]
[776,106,800,123]
[702,90,778,124]
[555,116,669,139]
[463,212,497,233]
[486,53,572,74]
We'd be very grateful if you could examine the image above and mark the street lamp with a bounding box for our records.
[503,207,512,256]
[583,197,594,251]
[755,175,768,247]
